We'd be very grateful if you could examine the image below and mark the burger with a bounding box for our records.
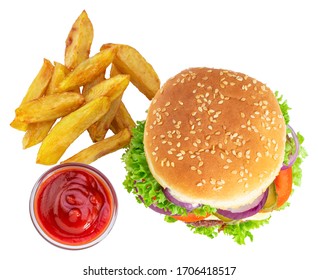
[122,67,306,244]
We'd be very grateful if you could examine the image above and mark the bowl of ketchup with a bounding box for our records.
[29,163,118,250]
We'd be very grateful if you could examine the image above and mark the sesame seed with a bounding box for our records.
[217,180,225,185]
[210,179,216,185]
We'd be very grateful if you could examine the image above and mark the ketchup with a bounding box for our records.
[30,164,117,249]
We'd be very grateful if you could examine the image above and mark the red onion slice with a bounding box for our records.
[163,187,201,212]
[281,124,299,170]
[148,202,172,215]
[217,188,269,220]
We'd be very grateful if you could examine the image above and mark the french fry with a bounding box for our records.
[22,62,70,149]
[56,46,117,92]
[65,10,94,70]
[23,122,54,149]
[62,128,131,164]
[82,71,106,95]
[88,97,122,142]
[84,74,130,142]
[46,62,71,95]
[110,101,136,134]
[16,92,84,123]
[83,74,129,102]
[101,43,160,100]
[37,96,111,165]
[10,59,54,131]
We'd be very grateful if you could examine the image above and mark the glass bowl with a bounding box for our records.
[29,163,118,250]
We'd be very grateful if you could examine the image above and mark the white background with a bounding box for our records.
[1,0,317,279]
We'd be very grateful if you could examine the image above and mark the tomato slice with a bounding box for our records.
[274,167,293,208]
[171,213,211,223]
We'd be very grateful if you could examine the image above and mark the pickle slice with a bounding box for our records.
[261,183,278,212]
[212,212,233,223]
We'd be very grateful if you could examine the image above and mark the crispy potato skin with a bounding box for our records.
[62,128,131,164]
[65,10,94,70]
[110,102,136,134]
[16,92,84,123]
[10,59,54,131]
[36,96,111,165]
[101,43,160,99]
[84,75,130,142]
[56,47,117,92]
[22,62,70,148]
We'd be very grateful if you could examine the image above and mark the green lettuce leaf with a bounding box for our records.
[187,224,220,239]
[223,218,270,245]
[187,218,270,245]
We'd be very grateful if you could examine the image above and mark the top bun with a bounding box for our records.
[144,68,286,210]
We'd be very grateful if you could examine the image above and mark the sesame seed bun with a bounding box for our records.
[144,67,286,210]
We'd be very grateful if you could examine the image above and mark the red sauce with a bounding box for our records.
[33,165,115,247]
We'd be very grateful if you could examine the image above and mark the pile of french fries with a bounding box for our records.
[11,10,160,165]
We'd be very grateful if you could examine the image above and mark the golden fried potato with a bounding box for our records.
[82,71,106,95]
[23,122,55,149]
[90,99,122,142]
[56,46,117,92]
[101,43,160,99]
[85,75,130,142]
[22,62,70,149]
[16,92,84,123]
[65,10,94,70]
[62,128,131,164]
[46,62,71,95]
[83,74,129,102]
[87,97,122,142]
[110,101,136,134]
[10,59,54,131]
[37,96,111,165]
